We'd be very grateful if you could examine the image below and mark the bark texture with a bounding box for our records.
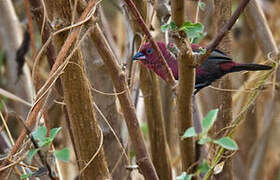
[91,24,159,180]
[140,68,172,180]
[61,49,110,180]
[44,1,110,179]
[81,37,128,179]
[213,0,233,179]
[160,81,178,156]
[171,0,196,172]
[131,0,172,179]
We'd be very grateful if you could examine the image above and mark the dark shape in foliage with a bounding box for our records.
[16,28,30,81]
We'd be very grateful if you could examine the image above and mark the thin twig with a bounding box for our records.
[0,111,14,146]
[92,101,129,161]
[195,0,201,23]
[0,156,26,172]
[0,88,32,107]
[39,0,47,37]
[198,0,252,64]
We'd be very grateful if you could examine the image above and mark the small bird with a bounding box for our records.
[133,42,272,94]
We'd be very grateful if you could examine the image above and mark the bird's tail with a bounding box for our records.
[231,63,272,72]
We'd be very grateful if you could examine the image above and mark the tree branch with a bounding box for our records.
[130,1,172,179]
[198,0,252,64]
[0,0,97,171]
[212,1,233,180]
[90,24,159,180]
[171,0,196,172]
[140,68,172,180]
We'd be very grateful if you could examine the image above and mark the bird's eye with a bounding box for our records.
[146,48,153,55]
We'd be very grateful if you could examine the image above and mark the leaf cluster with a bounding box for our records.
[176,109,238,179]
[161,21,206,44]
[182,109,238,150]
[21,126,70,179]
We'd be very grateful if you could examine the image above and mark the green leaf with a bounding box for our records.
[202,109,219,133]
[179,22,204,38]
[182,127,197,139]
[198,160,210,174]
[179,21,206,43]
[160,21,177,32]
[32,126,62,147]
[27,149,39,164]
[160,24,169,32]
[198,137,212,145]
[176,172,193,180]
[49,127,62,141]
[20,173,32,179]
[198,2,206,11]
[54,148,70,162]
[38,138,52,147]
[169,21,177,30]
[214,137,238,150]
[32,126,47,141]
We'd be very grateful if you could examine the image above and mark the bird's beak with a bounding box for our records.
[132,51,146,61]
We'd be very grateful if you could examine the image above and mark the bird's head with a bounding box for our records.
[132,42,167,68]
[132,41,179,80]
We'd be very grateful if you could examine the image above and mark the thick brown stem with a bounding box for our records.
[81,24,128,179]
[35,0,111,179]
[29,0,63,94]
[160,81,178,155]
[61,49,110,179]
[0,0,97,172]
[213,0,233,179]
[140,68,172,180]
[171,0,196,172]
[90,24,159,180]
[130,1,172,178]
